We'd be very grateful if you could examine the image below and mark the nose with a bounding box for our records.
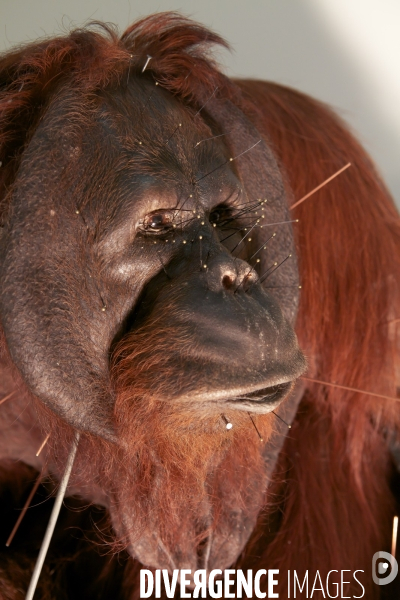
[206,254,258,293]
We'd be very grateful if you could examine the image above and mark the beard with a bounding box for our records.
[32,313,276,573]
[108,316,275,571]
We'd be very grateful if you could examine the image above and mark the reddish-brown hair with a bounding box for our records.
[236,80,400,598]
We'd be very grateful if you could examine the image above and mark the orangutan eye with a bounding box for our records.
[139,210,175,234]
[209,204,232,226]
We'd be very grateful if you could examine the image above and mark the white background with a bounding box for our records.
[1,0,399,208]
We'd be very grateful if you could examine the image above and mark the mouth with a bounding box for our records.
[224,381,293,413]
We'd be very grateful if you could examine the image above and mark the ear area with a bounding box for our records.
[0,42,71,215]
[205,96,300,322]
[0,27,128,219]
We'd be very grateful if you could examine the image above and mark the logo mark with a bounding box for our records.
[372,551,398,585]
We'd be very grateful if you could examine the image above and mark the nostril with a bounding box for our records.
[222,274,236,290]
[207,257,258,293]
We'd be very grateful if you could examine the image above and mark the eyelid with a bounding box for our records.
[137,209,176,234]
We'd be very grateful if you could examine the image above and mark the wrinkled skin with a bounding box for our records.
[0,76,305,572]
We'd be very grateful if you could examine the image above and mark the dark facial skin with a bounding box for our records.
[0,77,305,574]
[0,79,305,438]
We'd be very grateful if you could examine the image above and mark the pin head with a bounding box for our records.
[221,414,233,430]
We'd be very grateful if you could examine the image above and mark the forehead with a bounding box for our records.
[15,77,240,227]
[100,78,210,147]
[91,79,233,190]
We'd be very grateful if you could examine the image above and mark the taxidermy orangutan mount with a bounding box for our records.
[0,12,399,600]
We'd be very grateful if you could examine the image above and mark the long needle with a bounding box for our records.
[271,410,291,429]
[391,516,398,560]
[301,376,399,402]
[290,163,351,210]
[6,469,44,547]
[0,392,15,406]
[36,433,50,457]
[248,413,263,441]
[25,431,80,600]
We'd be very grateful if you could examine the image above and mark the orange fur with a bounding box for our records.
[236,80,400,598]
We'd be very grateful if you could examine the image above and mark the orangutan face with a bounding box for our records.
[0,75,305,570]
